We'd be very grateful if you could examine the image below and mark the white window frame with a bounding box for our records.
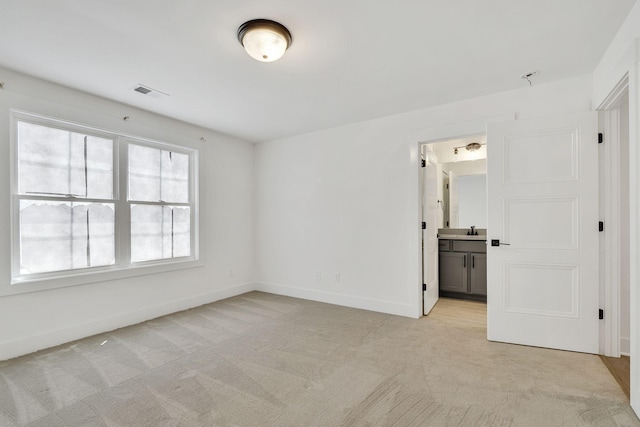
[123,139,198,265]
[8,110,201,296]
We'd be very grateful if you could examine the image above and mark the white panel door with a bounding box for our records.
[487,112,599,353]
[423,157,439,315]
[449,171,459,228]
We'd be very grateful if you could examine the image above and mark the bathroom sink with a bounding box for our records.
[437,234,486,241]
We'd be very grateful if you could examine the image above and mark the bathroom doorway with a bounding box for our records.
[420,134,487,315]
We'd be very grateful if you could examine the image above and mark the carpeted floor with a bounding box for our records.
[0,292,637,426]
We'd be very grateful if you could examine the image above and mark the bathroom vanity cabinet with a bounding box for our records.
[438,239,487,301]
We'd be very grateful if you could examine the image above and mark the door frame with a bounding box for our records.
[420,144,440,315]
[593,36,639,413]
[598,75,629,357]
[408,113,514,318]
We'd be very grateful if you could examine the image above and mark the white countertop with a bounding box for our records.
[438,235,487,241]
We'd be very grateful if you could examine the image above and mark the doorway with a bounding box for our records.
[412,108,634,406]
[420,135,487,315]
[417,113,601,353]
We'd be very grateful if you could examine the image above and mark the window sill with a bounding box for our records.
[4,257,204,297]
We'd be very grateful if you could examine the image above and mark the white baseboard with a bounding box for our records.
[255,282,415,318]
[1,282,416,361]
[0,282,255,361]
[621,337,630,356]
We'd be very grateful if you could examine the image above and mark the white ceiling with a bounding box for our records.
[0,1,635,142]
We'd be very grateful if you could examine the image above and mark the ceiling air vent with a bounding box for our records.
[134,86,151,94]
[132,84,169,99]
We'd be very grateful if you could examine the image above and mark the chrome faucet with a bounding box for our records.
[467,226,477,236]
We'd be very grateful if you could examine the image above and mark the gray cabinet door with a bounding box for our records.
[470,253,487,296]
[439,252,468,293]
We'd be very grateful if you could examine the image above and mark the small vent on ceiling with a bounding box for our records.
[134,86,152,94]
[132,84,169,99]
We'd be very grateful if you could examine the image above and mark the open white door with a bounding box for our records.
[423,156,439,314]
[449,171,459,228]
[487,112,599,353]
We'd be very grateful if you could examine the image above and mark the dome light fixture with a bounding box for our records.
[452,142,485,161]
[237,19,292,62]
[465,142,482,152]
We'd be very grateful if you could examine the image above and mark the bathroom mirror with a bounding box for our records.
[442,160,487,228]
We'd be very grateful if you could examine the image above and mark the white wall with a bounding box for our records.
[593,2,640,109]
[254,74,593,318]
[441,159,487,177]
[0,67,255,360]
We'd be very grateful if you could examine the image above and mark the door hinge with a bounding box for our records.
[423,283,427,291]
[421,159,426,167]
[599,309,604,320]
[599,221,604,232]
[598,133,603,144]
[421,222,426,230]
[446,183,449,189]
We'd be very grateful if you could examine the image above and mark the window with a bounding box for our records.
[128,144,191,262]
[11,112,199,286]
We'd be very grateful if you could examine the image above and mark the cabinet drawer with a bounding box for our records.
[452,240,486,253]
[438,240,450,251]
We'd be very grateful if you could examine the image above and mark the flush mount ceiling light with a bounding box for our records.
[237,19,292,62]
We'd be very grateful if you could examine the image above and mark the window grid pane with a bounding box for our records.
[130,204,191,263]
[18,121,114,199]
[19,200,115,274]
[129,144,189,203]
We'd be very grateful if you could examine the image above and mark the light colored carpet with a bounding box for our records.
[0,292,637,426]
